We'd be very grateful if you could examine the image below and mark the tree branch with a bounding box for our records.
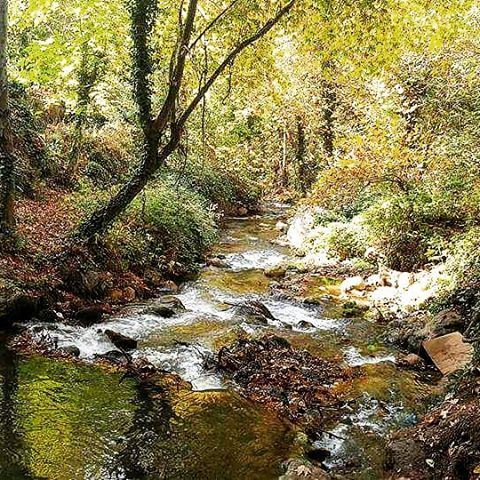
[189,0,241,51]
[178,0,295,128]
[152,0,199,133]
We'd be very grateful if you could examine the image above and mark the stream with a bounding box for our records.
[0,204,439,479]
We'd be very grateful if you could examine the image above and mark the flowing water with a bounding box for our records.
[0,204,439,479]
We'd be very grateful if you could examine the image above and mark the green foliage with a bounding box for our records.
[112,181,217,273]
[72,179,217,273]
[173,160,261,213]
[363,196,430,271]
[444,228,480,289]
[323,222,367,261]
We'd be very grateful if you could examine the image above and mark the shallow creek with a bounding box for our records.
[0,204,440,479]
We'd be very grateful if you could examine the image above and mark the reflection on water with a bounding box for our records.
[0,345,297,480]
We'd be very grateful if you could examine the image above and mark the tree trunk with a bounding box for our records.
[295,116,308,194]
[0,0,15,239]
[322,81,336,162]
[76,0,296,241]
[76,129,175,239]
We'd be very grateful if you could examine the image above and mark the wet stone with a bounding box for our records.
[105,330,138,351]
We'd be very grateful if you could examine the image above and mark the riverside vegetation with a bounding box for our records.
[1,1,480,479]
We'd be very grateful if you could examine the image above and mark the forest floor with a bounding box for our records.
[0,188,177,326]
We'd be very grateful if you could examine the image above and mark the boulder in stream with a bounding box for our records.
[145,304,176,318]
[234,300,276,325]
[105,329,138,350]
[75,306,105,326]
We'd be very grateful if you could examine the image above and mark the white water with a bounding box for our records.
[27,209,398,392]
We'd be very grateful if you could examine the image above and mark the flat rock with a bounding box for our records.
[422,332,473,375]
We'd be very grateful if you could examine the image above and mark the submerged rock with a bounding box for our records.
[105,329,137,351]
[234,300,276,325]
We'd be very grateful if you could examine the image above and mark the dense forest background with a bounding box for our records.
[0,0,480,322]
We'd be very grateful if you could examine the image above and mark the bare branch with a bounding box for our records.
[178,0,295,128]
[190,0,241,51]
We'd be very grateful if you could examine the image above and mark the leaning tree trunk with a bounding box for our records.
[0,0,15,239]
[76,129,177,239]
[76,0,296,241]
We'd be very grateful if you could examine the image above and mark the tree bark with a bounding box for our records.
[295,116,308,194]
[0,0,15,239]
[322,81,336,162]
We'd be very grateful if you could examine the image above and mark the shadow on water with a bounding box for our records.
[0,337,296,480]
[0,336,35,480]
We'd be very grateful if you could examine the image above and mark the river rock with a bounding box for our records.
[123,287,136,301]
[37,308,59,323]
[264,265,287,279]
[157,280,179,294]
[343,301,368,318]
[432,308,464,337]
[340,276,366,294]
[234,300,276,325]
[275,221,288,232]
[237,206,248,216]
[95,350,129,364]
[207,257,229,268]
[75,306,105,326]
[297,320,315,329]
[422,332,473,375]
[154,295,186,311]
[145,304,175,318]
[59,345,81,357]
[0,293,41,329]
[79,271,113,297]
[398,353,425,368]
[105,330,137,350]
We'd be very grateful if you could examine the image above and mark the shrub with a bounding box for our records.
[173,160,261,213]
[444,228,480,289]
[324,221,368,261]
[363,196,431,271]
[72,180,217,274]
[111,181,217,273]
